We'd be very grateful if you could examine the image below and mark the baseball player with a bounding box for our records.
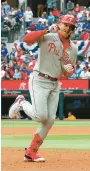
[9,15,77,162]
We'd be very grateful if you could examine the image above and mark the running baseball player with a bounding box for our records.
[9,15,77,162]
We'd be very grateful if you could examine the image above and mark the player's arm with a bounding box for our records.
[23,30,48,45]
[23,24,59,45]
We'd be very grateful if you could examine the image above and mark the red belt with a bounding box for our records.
[38,72,57,81]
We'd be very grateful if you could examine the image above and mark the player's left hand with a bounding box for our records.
[63,64,74,76]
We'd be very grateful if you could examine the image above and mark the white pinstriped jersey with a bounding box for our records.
[34,32,77,78]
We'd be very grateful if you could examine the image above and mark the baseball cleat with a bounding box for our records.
[9,95,25,119]
[24,154,45,162]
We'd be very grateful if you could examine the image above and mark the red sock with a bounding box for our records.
[26,134,43,155]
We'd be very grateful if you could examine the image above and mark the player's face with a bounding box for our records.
[59,23,75,38]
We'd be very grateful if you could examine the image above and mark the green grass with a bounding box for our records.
[1,120,90,150]
[2,134,90,140]
[1,120,90,128]
[1,135,90,150]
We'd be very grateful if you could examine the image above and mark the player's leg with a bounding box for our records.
[24,76,52,162]
[9,73,49,122]
[24,83,59,162]
[20,73,50,122]
[9,95,25,119]
[35,84,59,139]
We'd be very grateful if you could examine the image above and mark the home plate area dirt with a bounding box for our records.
[2,126,90,171]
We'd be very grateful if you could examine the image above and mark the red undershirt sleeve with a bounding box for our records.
[24,30,47,45]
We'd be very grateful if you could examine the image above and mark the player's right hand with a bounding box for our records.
[49,24,59,33]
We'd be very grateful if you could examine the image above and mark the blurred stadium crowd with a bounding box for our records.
[1,0,90,80]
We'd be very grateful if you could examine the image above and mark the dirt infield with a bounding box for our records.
[2,126,90,135]
[2,126,90,171]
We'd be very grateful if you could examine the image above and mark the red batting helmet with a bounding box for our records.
[61,15,76,25]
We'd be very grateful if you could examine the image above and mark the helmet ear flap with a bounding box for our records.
[71,25,75,31]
